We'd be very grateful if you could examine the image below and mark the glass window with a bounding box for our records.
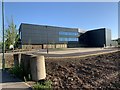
[59,37,78,41]
[59,31,78,36]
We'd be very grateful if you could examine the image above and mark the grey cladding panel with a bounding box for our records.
[20,23,78,44]
[105,29,111,46]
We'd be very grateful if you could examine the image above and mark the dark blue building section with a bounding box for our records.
[79,28,111,47]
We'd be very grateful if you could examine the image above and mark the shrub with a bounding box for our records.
[9,65,24,79]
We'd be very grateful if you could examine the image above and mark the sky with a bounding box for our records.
[0,2,119,41]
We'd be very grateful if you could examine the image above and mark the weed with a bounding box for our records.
[24,76,27,82]
[9,65,24,79]
[33,80,52,90]
[9,65,32,81]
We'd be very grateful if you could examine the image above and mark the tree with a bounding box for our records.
[14,34,21,48]
[0,42,2,49]
[5,18,19,49]
[118,38,120,45]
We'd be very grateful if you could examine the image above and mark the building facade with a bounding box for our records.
[79,28,111,47]
[19,23,112,49]
[19,23,79,49]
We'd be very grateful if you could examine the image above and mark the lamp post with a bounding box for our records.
[45,26,48,54]
[2,0,5,70]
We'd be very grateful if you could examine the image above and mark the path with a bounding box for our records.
[0,70,32,90]
[34,48,119,58]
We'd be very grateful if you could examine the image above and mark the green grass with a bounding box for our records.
[33,80,52,90]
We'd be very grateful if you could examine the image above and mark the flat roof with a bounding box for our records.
[20,23,78,30]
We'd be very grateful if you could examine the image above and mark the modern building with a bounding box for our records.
[19,23,79,49]
[19,23,112,49]
[79,28,111,47]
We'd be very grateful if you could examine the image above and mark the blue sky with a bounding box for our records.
[0,2,119,41]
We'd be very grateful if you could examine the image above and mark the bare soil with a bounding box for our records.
[45,51,120,89]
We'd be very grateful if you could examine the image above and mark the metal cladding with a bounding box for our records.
[79,28,111,47]
[19,23,112,47]
[19,23,79,45]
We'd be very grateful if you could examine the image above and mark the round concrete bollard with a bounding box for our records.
[30,55,46,81]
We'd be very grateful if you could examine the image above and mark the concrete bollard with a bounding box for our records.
[21,54,26,67]
[30,55,46,81]
[23,54,32,75]
[14,53,21,67]
[21,54,33,74]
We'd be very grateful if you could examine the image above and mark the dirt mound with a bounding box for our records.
[45,51,120,89]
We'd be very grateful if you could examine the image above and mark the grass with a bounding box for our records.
[33,80,52,90]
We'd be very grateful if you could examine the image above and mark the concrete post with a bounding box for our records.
[23,54,31,75]
[21,54,26,67]
[14,53,21,67]
[104,44,106,48]
[30,55,46,81]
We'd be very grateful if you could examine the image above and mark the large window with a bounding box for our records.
[59,31,78,36]
[59,37,78,41]
[59,31,78,42]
